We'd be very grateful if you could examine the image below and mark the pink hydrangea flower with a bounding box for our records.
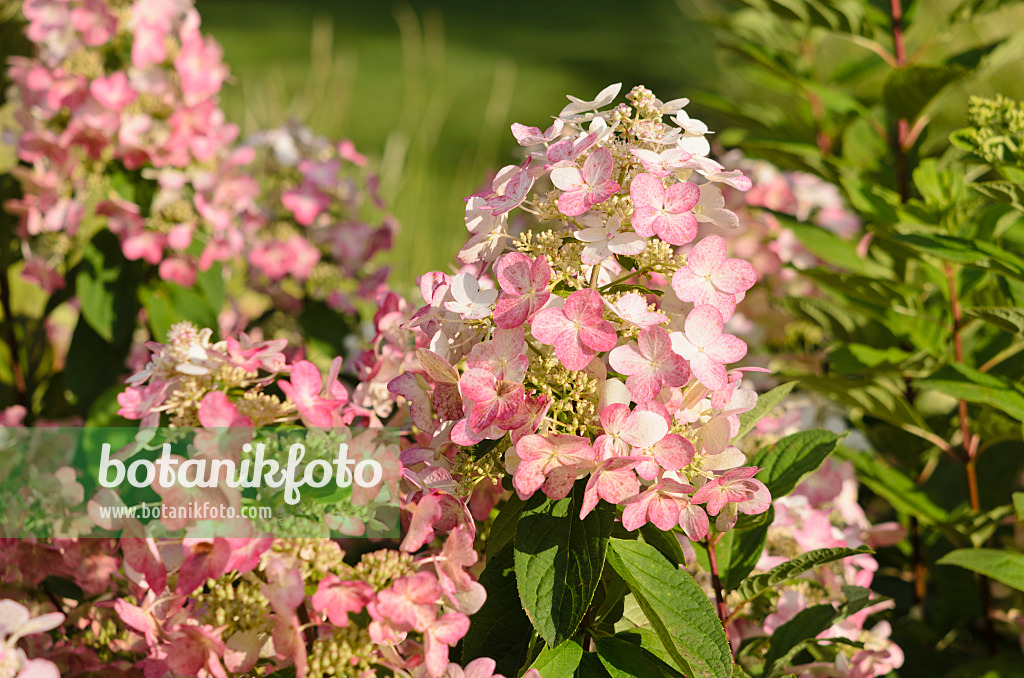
[511,119,563,145]
[512,434,596,500]
[466,327,528,382]
[691,467,771,531]
[629,147,691,177]
[423,612,471,678]
[197,391,252,427]
[622,479,708,540]
[608,292,667,328]
[608,326,690,402]
[459,369,525,432]
[550,147,621,216]
[544,131,598,165]
[481,159,534,216]
[531,289,616,371]
[630,172,700,245]
[593,403,669,460]
[71,0,118,46]
[631,432,695,481]
[90,71,136,111]
[433,527,486,614]
[492,253,552,329]
[671,305,747,391]
[373,571,441,633]
[311,576,374,627]
[278,360,347,427]
[580,456,640,519]
[281,184,331,226]
[573,213,646,265]
[672,235,756,319]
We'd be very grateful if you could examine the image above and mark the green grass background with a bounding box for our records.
[198,0,722,290]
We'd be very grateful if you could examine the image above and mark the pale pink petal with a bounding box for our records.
[691,353,727,391]
[688,235,726,275]
[578,321,617,352]
[706,334,747,365]
[554,331,594,371]
[608,343,647,376]
[663,181,700,212]
[562,289,603,323]
[621,410,668,448]
[684,305,724,347]
[459,369,496,403]
[630,173,664,210]
[649,495,681,531]
[680,504,709,541]
[631,206,658,237]
[530,308,573,344]
[557,190,590,217]
[583,148,614,185]
[712,259,757,294]
[550,166,586,192]
[495,253,533,295]
[655,211,698,246]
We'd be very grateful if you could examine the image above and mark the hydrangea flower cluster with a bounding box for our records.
[5,0,397,329]
[6,0,241,291]
[1,320,520,678]
[386,84,771,540]
[234,122,397,319]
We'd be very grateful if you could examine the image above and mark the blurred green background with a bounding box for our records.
[197,0,724,289]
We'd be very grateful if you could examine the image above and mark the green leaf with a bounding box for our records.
[577,652,613,677]
[720,509,773,591]
[528,640,584,677]
[75,231,139,343]
[735,546,872,604]
[882,64,966,122]
[965,307,1024,335]
[938,548,1024,592]
[750,430,841,498]
[913,362,1024,421]
[515,481,614,646]
[783,219,885,277]
[735,382,797,441]
[607,539,732,678]
[139,282,219,342]
[461,543,533,675]
[487,493,524,560]
[596,636,686,678]
[838,449,950,526]
[827,343,912,375]
[639,523,688,567]
[891,232,1024,282]
[65,316,133,417]
[764,604,837,677]
[800,375,931,431]
[1014,492,1024,521]
[972,180,1024,213]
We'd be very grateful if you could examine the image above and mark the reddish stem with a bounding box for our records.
[706,536,730,646]
[944,262,996,654]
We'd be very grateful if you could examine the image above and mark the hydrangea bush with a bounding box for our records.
[0,0,395,426]
[0,0,976,675]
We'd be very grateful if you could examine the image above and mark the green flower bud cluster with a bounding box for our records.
[308,625,375,678]
[952,95,1024,166]
[196,575,271,633]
